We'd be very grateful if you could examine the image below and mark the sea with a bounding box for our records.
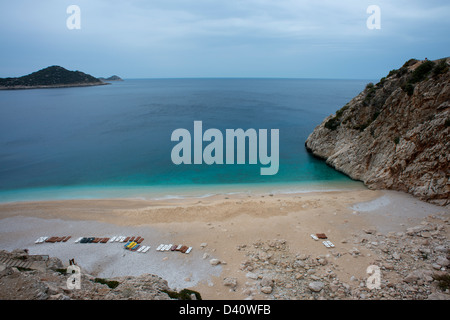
[0,78,371,203]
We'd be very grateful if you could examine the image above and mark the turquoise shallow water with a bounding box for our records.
[0,78,370,202]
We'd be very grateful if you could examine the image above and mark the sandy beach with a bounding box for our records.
[0,188,448,300]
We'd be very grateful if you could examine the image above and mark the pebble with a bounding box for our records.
[209,258,221,266]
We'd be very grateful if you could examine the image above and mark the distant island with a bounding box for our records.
[0,66,108,90]
[98,75,123,81]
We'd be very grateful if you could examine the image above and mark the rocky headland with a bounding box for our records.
[0,66,107,90]
[305,57,450,206]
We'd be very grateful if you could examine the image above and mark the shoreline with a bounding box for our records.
[0,82,109,90]
[0,180,366,204]
[0,188,448,299]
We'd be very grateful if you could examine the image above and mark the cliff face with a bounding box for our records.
[306,57,450,206]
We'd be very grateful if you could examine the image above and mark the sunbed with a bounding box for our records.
[325,240,335,248]
[137,238,144,244]
[170,244,178,251]
[124,237,130,242]
[74,237,83,243]
[38,237,47,244]
[137,246,144,252]
[180,245,188,253]
[185,247,192,254]
[156,244,164,251]
[126,242,137,249]
[316,233,327,239]
[142,246,150,253]
[46,237,56,243]
[63,236,71,242]
[129,236,135,242]
[135,237,141,242]
[322,241,335,248]
[109,236,117,242]
[130,244,140,251]
[175,245,183,251]
[35,237,45,244]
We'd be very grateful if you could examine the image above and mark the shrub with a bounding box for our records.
[365,82,374,90]
[433,59,449,76]
[163,289,202,300]
[387,69,398,77]
[324,116,340,131]
[376,77,386,87]
[409,60,435,84]
[402,58,418,68]
[403,83,414,96]
[335,104,349,118]
[94,278,120,289]
[372,111,380,121]
[433,273,450,291]
[55,268,68,274]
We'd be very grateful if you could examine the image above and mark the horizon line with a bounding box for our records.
[118,76,376,81]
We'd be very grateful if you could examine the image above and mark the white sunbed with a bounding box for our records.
[323,241,335,248]
[166,244,173,251]
[37,236,48,244]
[176,244,182,250]
[185,247,192,254]
[35,237,44,244]
[109,236,117,242]
[156,244,164,251]
[142,246,150,253]
[115,236,122,242]
[310,234,319,241]
[74,237,83,243]
[137,246,144,252]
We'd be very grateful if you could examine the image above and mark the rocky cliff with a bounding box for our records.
[305,57,450,206]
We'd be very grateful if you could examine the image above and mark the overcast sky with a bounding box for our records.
[0,0,449,79]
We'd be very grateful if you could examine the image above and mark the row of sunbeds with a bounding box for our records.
[34,235,192,254]
[75,237,111,243]
[156,244,192,254]
[35,236,71,243]
[123,241,151,253]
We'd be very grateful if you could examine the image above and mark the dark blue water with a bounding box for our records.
[0,78,369,201]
